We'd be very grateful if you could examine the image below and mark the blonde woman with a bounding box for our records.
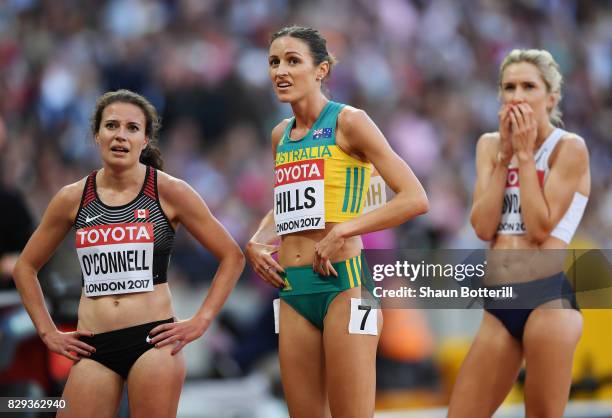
[448,49,590,418]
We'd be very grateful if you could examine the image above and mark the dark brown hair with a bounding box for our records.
[271,26,337,80]
[91,89,164,170]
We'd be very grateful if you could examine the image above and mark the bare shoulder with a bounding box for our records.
[337,106,382,156]
[337,105,370,134]
[474,132,501,157]
[558,132,589,155]
[471,132,501,171]
[552,132,589,167]
[58,178,86,206]
[47,177,86,222]
[156,171,193,204]
[476,132,500,149]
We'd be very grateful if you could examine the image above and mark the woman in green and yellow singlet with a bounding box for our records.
[246,26,429,418]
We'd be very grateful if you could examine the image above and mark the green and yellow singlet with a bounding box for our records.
[274,101,372,235]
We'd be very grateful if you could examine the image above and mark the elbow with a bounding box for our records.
[11,258,23,283]
[11,258,32,289]
[406,192,429,219]
[416,194,429,216]
[222,244,245,271]
[472,222,496,242]
[528,226,552,245]
[397,194,429,225]
[474,227,495,242]
[525,215,555,244]
[233,247,246,271]
[470,217,495,242]
[239,251,246,270]
[237,249,247,273]
[470,208,496,242]
[224,246,245,284]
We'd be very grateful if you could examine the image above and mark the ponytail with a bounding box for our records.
[140,143,164,171]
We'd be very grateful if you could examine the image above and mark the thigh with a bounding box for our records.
[447,311,523,418]
[523,307,582,418]
[279,298,328,418]
[127,345,186,418]
[323,287,382,418]
[58,359,123,418]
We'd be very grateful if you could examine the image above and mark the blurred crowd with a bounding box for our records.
[0,0,610,284]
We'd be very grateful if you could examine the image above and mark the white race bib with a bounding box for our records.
[273,298,280,334]
[274,159,325,235]
[498,168,523,234]
[76,223,155,296]
[348,298,378,335]
[497,168,546,235]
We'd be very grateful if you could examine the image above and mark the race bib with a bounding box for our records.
[362,174,386,213]
[76,223,154,296]
[348,298,378,335]
[273,298,280,334]
[274,159,325,235]
[498,168,524,234]
[497,168,544,234]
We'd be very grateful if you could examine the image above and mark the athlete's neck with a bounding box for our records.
[98,164,146,191]
[535,123,556,150]
[290,94,329,130]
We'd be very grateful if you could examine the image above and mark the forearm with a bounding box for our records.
[192,248,245,326]
[12,262,57,338]
[518,156,551,241]
[249,210,279,245]
[337,188,428,239]
[470,161,509,240]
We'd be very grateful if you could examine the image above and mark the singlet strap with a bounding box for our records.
[535,128,567,169]
[81,171,98,208]
[142,165,156,200]
[320,101,345,122]
[279,118,295,146]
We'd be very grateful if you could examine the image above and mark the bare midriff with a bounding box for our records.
[77,283,174,333]
[278,222,362,268]
[485,234,569,285]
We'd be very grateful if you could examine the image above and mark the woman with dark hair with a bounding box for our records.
[13,89,245,418]
[448,49,590,418]
[246,26,429,418]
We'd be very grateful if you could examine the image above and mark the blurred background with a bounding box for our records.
[0,0,610,417]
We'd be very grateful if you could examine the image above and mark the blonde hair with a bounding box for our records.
[499,49,564,127]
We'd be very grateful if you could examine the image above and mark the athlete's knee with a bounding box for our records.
[526,399,565,418]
